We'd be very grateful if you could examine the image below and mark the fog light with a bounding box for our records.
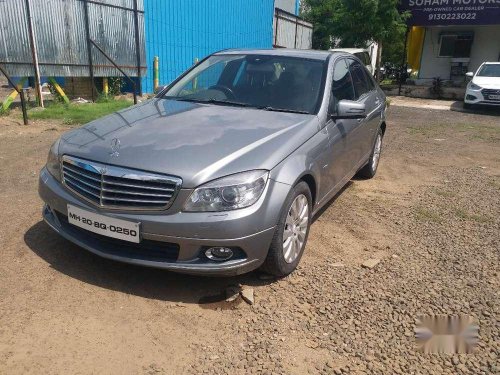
[205,247,233,261]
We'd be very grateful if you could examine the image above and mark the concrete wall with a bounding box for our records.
[383,84,465,100]
[417,25,500,84]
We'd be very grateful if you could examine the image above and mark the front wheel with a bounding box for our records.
[260,181,312,277]
[357,128,383,179]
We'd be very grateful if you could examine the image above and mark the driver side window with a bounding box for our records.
[330,59,355,113]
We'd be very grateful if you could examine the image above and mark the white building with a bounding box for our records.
[402,0,500,85]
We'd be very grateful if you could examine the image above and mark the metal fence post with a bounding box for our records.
[83,0,95,102]
[90,39,137,105]
[274,9,279,47]
[24,0,44,108]
[133,0,142,96]
[0,64,28,125]
[294,19,298,48]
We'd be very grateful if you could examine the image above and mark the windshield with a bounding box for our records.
[161,54,326,114]
[477,64,500,77]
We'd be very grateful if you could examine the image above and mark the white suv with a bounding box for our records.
[464,62,500,109]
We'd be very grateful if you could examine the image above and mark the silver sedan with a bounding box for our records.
[39,49,387,276]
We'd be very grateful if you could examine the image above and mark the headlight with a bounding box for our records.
[184,170,269,212]
[469,82,481,90]
[46,139,61,180]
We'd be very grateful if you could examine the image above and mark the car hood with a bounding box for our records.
[59,99,318,188]
[473,76,500,88]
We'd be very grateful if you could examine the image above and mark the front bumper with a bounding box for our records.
[464,87,500,106]
[39,168,289,276]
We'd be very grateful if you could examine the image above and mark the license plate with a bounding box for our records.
[488,94,500,100]
[67,204,140,243]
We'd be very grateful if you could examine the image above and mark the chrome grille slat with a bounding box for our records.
[65,180,101,200]
[65,174,101,192]
[61,156,182,210]
[63,169,102,187]
[63,164,101,181]
[102,179,175,192]
[102,196,171,204]
[101,187,173,197]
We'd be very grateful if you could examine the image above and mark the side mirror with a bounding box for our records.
[465,72,474,79]
[154,85,166,94]
[330,100,366,120]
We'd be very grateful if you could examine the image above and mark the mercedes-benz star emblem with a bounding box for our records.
[110,138,121,157]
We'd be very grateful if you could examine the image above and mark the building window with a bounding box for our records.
[438,33,473,58]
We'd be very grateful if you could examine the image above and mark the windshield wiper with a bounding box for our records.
[165,97,252,108]
[257,106,310,115]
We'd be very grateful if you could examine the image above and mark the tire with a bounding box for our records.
[260,181,312,277]
[356,128,383,179]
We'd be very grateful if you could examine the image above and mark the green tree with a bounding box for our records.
[302,0,408,75]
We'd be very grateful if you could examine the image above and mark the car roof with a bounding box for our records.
[329,48,367,54]
[480,62,500,65]
[214,48,339,61]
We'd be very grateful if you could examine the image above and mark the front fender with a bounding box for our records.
[269,133,326,207]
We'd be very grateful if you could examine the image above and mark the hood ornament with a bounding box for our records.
[110,138,121,157]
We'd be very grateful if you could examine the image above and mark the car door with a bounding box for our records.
[362,68,385,155]
[345,58,378,163]
[319,58,359,199]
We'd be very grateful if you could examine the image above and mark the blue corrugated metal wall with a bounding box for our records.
[142,0,275,93]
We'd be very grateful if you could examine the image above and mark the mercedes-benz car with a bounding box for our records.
[464,62,500,109]
[39,49,387,276]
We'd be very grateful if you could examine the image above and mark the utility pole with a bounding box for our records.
[25,0,44,107]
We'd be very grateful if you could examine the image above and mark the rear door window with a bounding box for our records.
[346,59,370,99]
[354,52,370,66]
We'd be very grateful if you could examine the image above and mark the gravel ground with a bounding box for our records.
[0,105,499,374]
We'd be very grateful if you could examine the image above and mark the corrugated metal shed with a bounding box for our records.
[142,0,274,93]
[275,0,299,15]
[273,8,312,49]
[0,0,146,77]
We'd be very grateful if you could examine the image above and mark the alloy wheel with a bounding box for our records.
[371,134,382,171]
[283,194,309,264]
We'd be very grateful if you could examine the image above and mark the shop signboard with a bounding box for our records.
[400,0,500,26]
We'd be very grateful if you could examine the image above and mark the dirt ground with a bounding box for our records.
[0,104,499,374]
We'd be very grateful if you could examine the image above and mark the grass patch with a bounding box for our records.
[406,126,441,137]
[454,123,500,142]
[432,188,455,198]
[414,207,442,223]
[28,99,133,125]
[453,208,491,223]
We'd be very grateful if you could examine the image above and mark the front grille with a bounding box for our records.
[62,155,182,210]
[481,89,500,101]
[57,213,180,262]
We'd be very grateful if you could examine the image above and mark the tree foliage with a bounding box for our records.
[302,0,408,63]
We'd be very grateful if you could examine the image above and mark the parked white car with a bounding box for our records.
[464,62,500,109]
